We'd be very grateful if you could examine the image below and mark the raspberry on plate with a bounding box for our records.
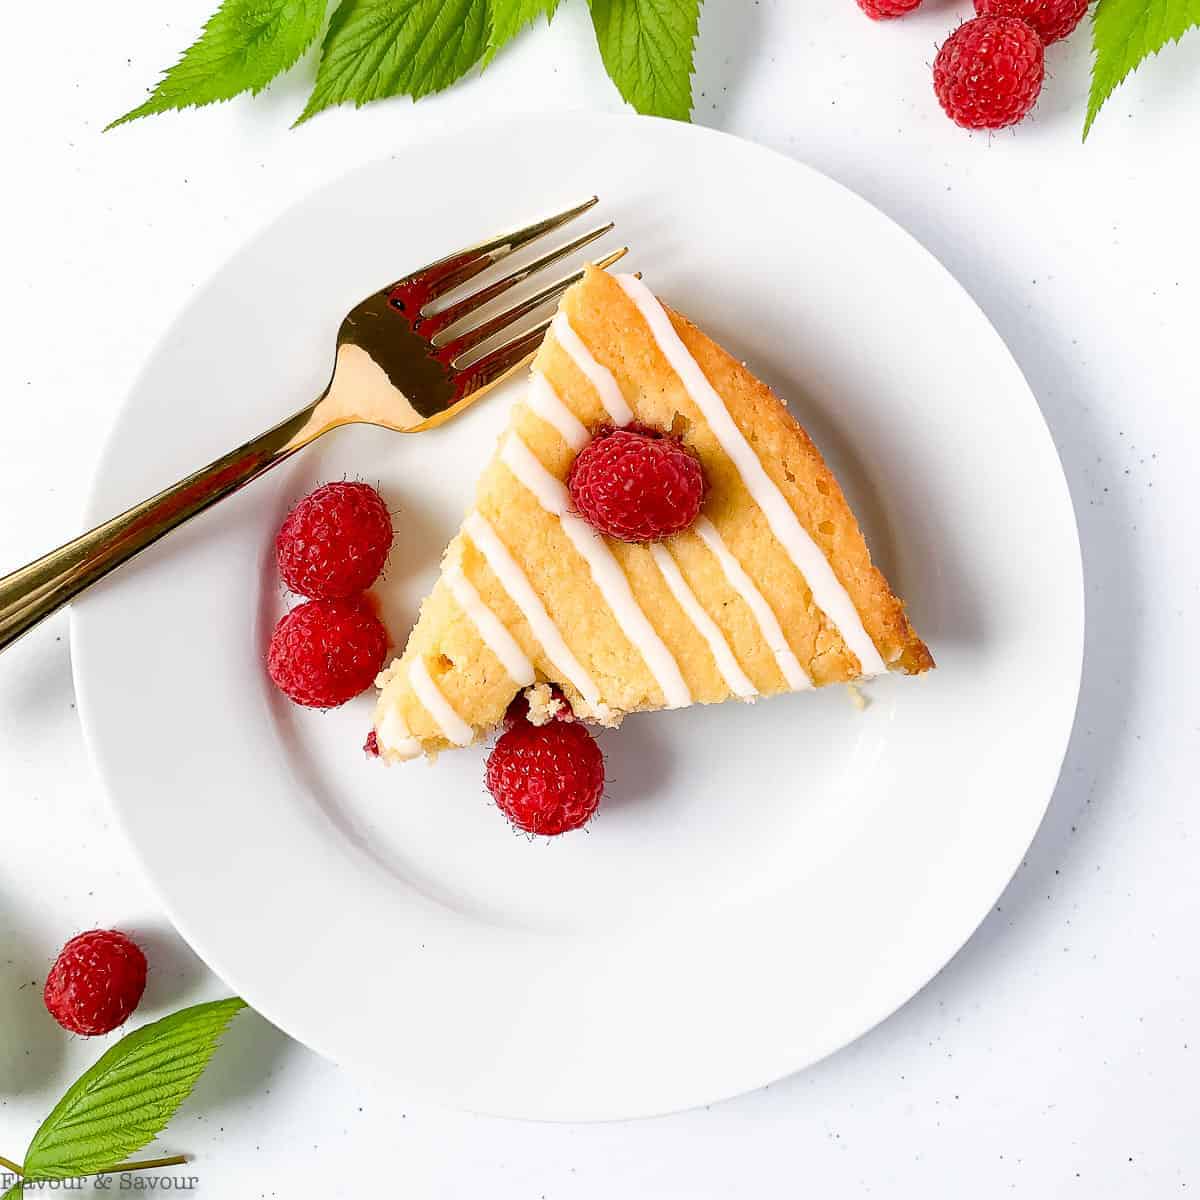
[856,0,922,19]
[934,16,1045,130]
[276,481,393,600]
[44,930,147,1036]
[268,595,388,708]
[973,0,1086,43]
[486,717,605,836]
[567,425,706,543]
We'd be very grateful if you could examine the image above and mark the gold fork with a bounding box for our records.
[0,198,625,653]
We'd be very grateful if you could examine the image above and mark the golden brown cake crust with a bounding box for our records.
[373,266,932,760]
[561,268,933,676]
[666,299,933,676]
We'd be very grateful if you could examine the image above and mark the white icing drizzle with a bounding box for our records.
[694,517,812,692]
[552,312,634,426]
[649,543,757,700]
[376,707,421,760]
[616,273,887,677]
[526,371,589,451]
[500,434,692,710]
[409,656,474,747]
[446,564,536,687]
[501,434,568,512]
[462,512,606,715]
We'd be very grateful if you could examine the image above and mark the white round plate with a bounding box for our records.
[72,113,1083,1121]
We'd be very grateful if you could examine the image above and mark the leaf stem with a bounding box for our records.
[80,1154,190,1179]
[2,1154,189,1187]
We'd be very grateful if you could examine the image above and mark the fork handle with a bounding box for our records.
[0,399,326,654]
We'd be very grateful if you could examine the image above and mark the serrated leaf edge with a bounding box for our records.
[107,0,327,130]
[588,0,702,121]
[22,999,245,1180]
[295,0,489,125]
[483,0,562,67]
[1084,0,1200,139]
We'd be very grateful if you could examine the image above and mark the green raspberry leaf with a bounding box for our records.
[297,0,489,123]
[2,1183,22,1199]
[486,0,561,65]
[21,999,245,1181]
[108,0,328,129]
[1085,0,1200,139]
[588,0,701,121]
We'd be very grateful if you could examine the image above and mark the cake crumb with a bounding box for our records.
[524,683,565,726]
[846,682,869,712]
[589,703,625,729]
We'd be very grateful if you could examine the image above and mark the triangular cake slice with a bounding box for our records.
[372,267,932,761]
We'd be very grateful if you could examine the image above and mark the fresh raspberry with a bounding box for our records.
[486,718,604,836]
[44,930,147,1036]
[567,426,706,543]
[934,17,1044,130]
[363,730,380,757]
[276,482,393,600]
[856,0,922,19]
[973,0,1086,43]
[267,596,388,708]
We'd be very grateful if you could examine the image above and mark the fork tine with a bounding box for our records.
[398,197,600,306]
[421,223,615,338]
[447,248,628,365]
[451,320,554,401]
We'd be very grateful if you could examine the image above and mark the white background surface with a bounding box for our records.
[0,0,1196,1195]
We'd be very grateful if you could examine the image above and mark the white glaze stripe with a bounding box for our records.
[616,273,887,677]
[376,707,421,760]
[462,512,605,713]
[694,517,812,692]
[649,543,757,700]
[552,312,634,426]
[446,565,536,687]
[501,435,692,710]
[409,657,474,747]
[526,371,589,451]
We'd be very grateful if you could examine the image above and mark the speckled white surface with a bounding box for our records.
[1,0,1197,1195]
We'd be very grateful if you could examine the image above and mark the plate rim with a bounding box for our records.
[71,110,1085,1120]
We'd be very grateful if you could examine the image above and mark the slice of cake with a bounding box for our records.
[372,267,932,761]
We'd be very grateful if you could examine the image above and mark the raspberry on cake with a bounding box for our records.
[371,267,933,762]
[568,425,706,542]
